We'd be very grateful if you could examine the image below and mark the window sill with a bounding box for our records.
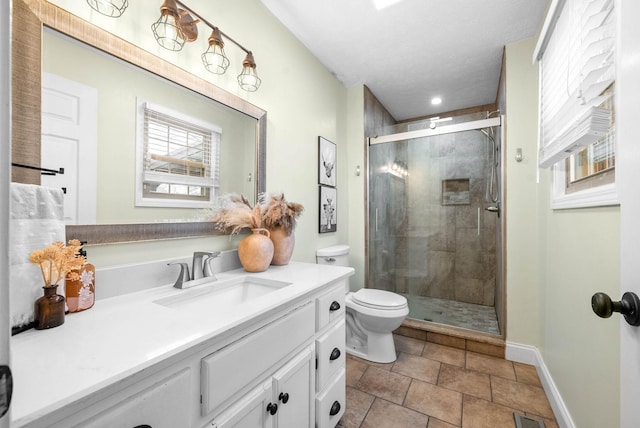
[550,164,619,209]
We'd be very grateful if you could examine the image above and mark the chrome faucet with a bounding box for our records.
[192,251,221,280]
[203,252,221,279]
[167,262,190,289]
[168,251,221,289]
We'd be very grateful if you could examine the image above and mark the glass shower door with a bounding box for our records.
[368,126,501,335]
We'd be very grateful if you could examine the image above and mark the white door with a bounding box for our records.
[41,72,97,224]
[618,0,640,426]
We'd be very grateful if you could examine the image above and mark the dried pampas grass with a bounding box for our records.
[208,193,304,235]
[260,193,304,235]
[208,193,261,235]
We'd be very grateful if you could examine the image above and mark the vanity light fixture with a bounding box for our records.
[86,0,128,17]
[151,0,262,91]
[151,0,199,51]
[201,27,230,74]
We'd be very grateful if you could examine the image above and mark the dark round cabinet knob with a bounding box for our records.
[266,402,278,415]
[279,392,289,404]
[592,291,640,326]
[133,426,152,428]
[329,301,341,312]
[329,400,341,416]
[329,347,341,361]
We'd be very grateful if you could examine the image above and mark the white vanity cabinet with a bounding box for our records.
[11,264,353,428]
[201,280,347,428]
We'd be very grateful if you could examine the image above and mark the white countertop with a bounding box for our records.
[10,262,353,426]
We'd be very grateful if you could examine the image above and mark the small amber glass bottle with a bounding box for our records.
[34,285,65,329]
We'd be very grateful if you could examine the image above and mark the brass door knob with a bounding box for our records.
[591,292,640,326]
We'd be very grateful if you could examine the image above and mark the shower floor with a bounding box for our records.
[402,294,500,335]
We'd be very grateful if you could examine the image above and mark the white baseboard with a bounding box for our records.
[505,342,576,428]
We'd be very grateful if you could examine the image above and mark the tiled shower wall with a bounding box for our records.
[369,122,498,307]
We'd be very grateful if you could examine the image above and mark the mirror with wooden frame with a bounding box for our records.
[11,0,267,244]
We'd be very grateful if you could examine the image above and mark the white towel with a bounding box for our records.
[10,183,66,329]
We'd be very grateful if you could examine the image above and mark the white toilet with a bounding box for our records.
[316,245,409,363]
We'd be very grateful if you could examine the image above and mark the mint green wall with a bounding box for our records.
[48,0,354,266]
[505,38,620,427]
[504,38,543,346]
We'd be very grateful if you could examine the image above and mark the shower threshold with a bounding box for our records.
[402,294,500,335]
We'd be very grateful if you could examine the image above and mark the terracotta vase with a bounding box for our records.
[269,227,295,265]
[238,228,274,272]
[34,285,65,330]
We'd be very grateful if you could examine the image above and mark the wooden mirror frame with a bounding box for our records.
[11,0,267,244]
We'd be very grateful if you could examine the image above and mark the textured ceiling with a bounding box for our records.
[260,0,549,121]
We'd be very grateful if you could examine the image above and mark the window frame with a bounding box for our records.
[550,161,617,209]
[135,98,221,209]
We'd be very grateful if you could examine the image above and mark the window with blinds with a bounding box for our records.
[535,0,615,168]
[135,100,221,208]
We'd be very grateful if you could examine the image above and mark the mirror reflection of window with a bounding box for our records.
[136,100,221,208]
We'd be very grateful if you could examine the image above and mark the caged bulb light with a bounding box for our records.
[86,0,128,17]
[237,52,262,92]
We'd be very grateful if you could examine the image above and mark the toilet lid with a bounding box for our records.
[352,289,407,310]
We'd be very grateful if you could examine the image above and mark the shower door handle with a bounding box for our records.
[375,208,378,233]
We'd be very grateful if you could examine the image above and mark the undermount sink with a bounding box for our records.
[153,276,292,312]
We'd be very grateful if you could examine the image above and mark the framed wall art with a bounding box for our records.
[319,185,337,233]
[318,136,336,187]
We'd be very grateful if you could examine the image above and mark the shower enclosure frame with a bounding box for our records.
[364,115,507,339]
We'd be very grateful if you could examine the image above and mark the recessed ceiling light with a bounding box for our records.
[372,0,404,10]
[431,97,442,105]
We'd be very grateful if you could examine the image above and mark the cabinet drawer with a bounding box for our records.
[316,319,345,392]
[315,281,345,331]
[201,302,315,417]
[315,368,345,428]
[74,368,191,428]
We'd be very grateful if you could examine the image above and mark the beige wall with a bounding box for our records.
[505,37,621,427]
[47,0,354,267]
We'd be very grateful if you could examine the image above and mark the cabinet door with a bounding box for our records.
[272,347,314,428]
[205,381,273,428]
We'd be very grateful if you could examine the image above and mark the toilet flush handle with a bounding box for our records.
[325,257,336,263]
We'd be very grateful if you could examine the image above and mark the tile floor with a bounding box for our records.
[338,335,558,428]
[403,294,500,335]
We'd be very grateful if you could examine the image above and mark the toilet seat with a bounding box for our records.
[352,289,408,310]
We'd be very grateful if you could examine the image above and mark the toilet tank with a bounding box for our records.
[316,245,350,267]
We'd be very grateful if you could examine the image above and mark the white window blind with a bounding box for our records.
[136,100,221,208]
[535,0,615,168]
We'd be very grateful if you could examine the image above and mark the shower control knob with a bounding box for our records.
[591,291,640,326]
